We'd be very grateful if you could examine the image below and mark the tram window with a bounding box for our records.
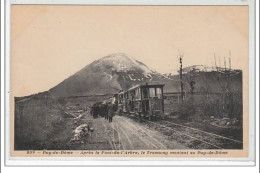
[143,88,148,99]
[156,88,162,98]
[149,88,156,98]
[135,89,139,99]
[135,89,138,96]
[131,93,134,100]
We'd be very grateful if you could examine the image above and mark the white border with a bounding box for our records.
[3,0,257,166]
[9,0,251,5]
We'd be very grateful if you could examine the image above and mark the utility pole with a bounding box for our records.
[204,65,209,99]
[229,50,231,70]
[218,56,221,69]
[224,57,226,71]
[214,53,217,71]
[179,51,184,101]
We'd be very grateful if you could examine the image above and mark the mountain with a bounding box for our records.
[49,53,176,97]
[49,53,242,97]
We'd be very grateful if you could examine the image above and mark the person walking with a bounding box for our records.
[92,103,100,118]
[108,103,115,123]
[104,103,108,121]
[138,100,142,122]
[91,104,96,118]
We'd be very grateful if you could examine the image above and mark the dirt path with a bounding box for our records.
[76,114,187,150]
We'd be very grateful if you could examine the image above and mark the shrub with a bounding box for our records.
[200,91,242,120]
[178,98,196,120]
[201,95,222,118]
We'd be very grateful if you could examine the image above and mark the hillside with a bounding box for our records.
[49,53,173,96]
[49,53,242,97]
[166,70,242,94]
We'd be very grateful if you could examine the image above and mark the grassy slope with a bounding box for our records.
[14,92,69,150]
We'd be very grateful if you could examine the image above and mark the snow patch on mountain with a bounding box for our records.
[103,72,113,80]
[128,74,136,81]
[160,74,172,80]
[127,55,152,75]
[94,53,153,75]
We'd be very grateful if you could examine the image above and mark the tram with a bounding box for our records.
[117,83,164,120]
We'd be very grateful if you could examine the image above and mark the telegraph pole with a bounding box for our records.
[224,57,226,71]
[179,52,184,101]
[214,53,218,71]
[229,50,231,70]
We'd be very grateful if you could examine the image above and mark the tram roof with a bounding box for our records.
[127,83,164,92]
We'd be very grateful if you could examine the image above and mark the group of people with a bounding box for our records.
[90,103,101,118]
[90,102,117,123]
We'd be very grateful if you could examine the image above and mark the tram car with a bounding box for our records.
[117,83,165,120]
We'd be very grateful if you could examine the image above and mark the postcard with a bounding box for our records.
[5,0,256,166]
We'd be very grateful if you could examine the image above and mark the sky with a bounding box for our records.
[11,5,249,96]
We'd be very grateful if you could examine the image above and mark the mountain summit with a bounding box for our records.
[49,53,172,97]
[93,53,153,74]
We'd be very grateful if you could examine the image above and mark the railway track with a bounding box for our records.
[141,119,243,149]
[122,112,243,149]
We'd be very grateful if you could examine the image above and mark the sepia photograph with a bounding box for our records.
[9,4,251,159]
